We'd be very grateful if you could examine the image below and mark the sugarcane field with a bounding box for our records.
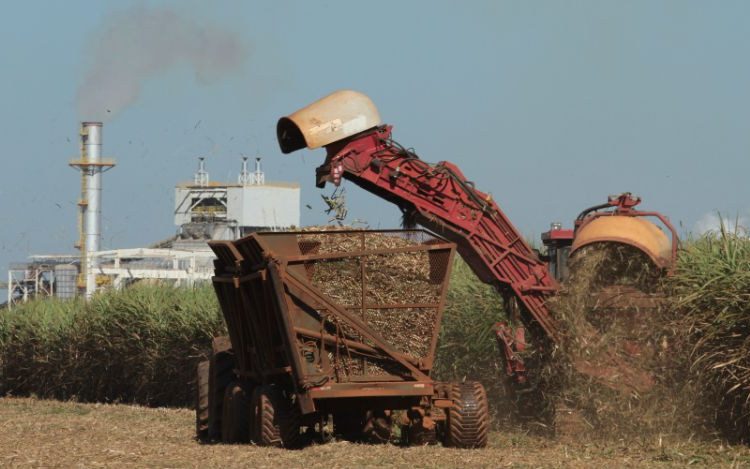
[3,2,750,468]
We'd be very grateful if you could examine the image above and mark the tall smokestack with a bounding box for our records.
[70,122,115,298]
[83,122,102,257]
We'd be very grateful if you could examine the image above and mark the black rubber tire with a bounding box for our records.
[207,351,234,441]
[444,381,490,448]
[221,382,251,444]
[363,410,392,444]
[253,385,302,448]
[195,360,210,442]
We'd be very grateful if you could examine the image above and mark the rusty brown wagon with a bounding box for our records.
[195,229,490,448]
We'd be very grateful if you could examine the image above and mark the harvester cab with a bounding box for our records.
[540,223,574,282]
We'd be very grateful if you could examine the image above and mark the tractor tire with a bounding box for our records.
[252,385,302,448]
[363,410,392,444]
[195,360,210,442]
[221,382,251,444]
[207,351,234,441]
[444,381,489,448]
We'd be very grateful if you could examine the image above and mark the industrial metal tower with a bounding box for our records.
[69,122,115,298]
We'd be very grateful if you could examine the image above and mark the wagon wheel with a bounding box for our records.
[443,382,489,448]
[362,410,392,443]
[221,382,251,444]
[252,385,302,448]
[208,350,234,441]
[195,360,210,442]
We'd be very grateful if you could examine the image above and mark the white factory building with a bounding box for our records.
[172,157,300,246]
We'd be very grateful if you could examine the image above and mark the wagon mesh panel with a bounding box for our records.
[308,258,363,309]
[295,231,448,362]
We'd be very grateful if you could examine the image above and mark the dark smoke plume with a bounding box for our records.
[77,6,247,120]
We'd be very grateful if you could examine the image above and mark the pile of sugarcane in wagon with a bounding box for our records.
[196,229,489,448]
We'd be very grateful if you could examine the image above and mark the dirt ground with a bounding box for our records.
[1,397,748,469]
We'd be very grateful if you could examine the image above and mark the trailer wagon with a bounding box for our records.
[196,229,489,448]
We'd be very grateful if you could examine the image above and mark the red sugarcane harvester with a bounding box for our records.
[277,90,678,397]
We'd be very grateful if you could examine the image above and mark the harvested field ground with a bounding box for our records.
[2,398,749,468]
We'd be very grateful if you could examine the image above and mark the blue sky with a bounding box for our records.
[1,1,748,284]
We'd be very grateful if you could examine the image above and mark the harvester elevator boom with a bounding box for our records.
[312,125,561,381]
